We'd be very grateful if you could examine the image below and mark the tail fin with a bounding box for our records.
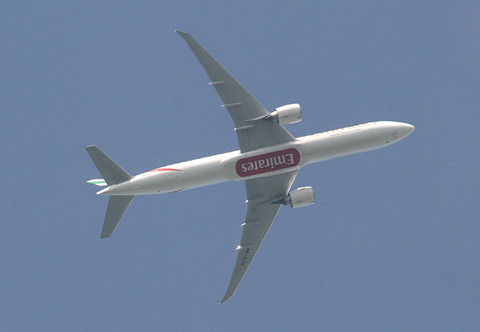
[87,179,107,186]
[85,145,134,238]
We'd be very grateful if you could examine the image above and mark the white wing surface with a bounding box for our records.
[175,31,295,153]
[220,170,298,303]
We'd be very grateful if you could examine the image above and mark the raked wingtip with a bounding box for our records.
[220,292,233,304]
[174,30,188,35]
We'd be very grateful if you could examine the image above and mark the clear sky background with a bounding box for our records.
[2,1,479,331]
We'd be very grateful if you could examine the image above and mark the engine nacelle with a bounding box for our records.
[270,103,302,124]
[285,186,315,208]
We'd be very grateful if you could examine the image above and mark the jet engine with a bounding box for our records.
[270,103,302,124]
[284,186,315,208]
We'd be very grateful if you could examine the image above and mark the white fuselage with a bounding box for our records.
[99,121,414,196]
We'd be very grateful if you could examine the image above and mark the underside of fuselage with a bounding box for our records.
[86,30,415,303]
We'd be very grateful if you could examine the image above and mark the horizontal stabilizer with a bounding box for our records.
[85,145,132,186]
[101,195,135,238]
[86,145,135,238]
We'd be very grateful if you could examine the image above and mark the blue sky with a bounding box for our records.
[2,1,479,331]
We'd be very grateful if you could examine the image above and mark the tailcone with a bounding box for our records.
[97,187,110,195]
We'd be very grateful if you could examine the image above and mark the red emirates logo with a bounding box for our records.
[235,148,300,177]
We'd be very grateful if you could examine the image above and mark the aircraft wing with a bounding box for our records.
[220,170,298,303]
[176,31,295,153]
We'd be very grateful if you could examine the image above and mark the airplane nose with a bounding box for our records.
[385,122,415,144]
[400,123,415,137]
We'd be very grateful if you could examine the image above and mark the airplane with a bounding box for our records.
[86,31,414,303]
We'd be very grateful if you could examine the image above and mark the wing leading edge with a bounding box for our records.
[220,170,298,303]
